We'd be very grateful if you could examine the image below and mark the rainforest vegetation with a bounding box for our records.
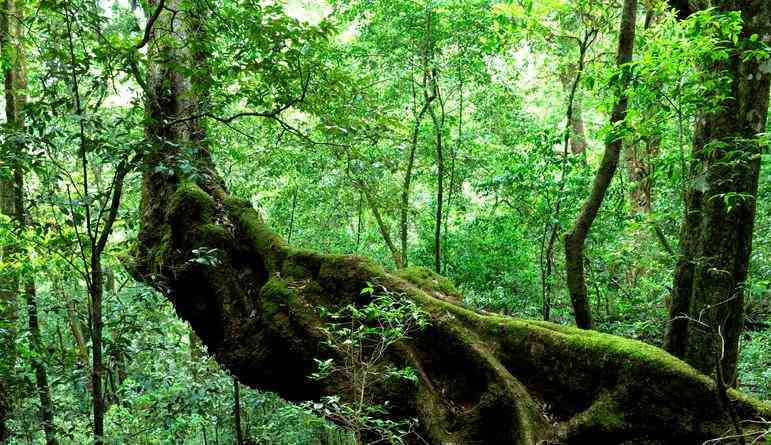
[0,0,770,443]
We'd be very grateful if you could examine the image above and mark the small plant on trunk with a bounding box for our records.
[306,282,428,444]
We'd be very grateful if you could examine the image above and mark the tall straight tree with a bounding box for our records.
[1,0,58,441]
[665,1,771,385]
[564,0,637,329]
[0,0,23,435]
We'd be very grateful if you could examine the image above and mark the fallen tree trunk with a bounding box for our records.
[130,2,770,444]
[131,178,770,444]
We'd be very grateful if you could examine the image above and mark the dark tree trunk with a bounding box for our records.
[89,262,105,443]
[0,157,19,445]
[400,99,430,269]
[130,3,771,444]
[564,0,637,329]
[429,81,445,275]
[64,4,133,440]
[25,279,58,445]
[425,8,445,275]
[664,0,771,385]
[400,10,437,269]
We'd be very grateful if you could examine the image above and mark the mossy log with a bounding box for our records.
[132,180,770,445]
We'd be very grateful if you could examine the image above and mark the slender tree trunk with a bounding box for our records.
[287,187,297,244]
[354,190,363,253]
[559,67,588,155]
[89,261,105,443]
[442,64,462,275]
[665,0,771,384]
[61,284,90,372]
[569,103,587,155]
[400,79,434,268]
[358,182,403,268]
[564,0,637,329]
[25,277,58,445]
[399,6,439,269]
[0,178,19,441]
[540,28,597,323]
[233,379,243,445]
[626,5,659,216]
[0,169,19,444]
[429,81,445,274]
[540,224,559,321]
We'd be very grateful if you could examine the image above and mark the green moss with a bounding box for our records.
[281,262,309,279]
[490,317,709,383]
[397,266,461,299]
[138,228,174,276]
[260,277,296,320]
[584,392,625,431]
[728,387,771,417]
[224,197,287,273]
[193,223,230,246]
[168,182,215,228]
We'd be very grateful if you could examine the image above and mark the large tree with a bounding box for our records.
[664,0,771,385]
[130,1,771,444]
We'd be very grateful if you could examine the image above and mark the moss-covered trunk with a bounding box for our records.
[131,3,771,444]
[132,178,771,443]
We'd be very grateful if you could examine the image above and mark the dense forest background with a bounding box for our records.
[0,0,769,443]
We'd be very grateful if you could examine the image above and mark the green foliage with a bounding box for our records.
[308,283,428,444]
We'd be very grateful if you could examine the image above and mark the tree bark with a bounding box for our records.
[25,278,58,445]
[0,0,25,433]
[89,261,105,443]
[564,0,637,329]
[664,0,771,385]
[59,281,91,373]
[429,79,445,275]
[541,28,597,323]
[558,67,588,155]
[130,3,771,444]
[0,159,19,444]
[442,64,463,275]
[2,0,57,441]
